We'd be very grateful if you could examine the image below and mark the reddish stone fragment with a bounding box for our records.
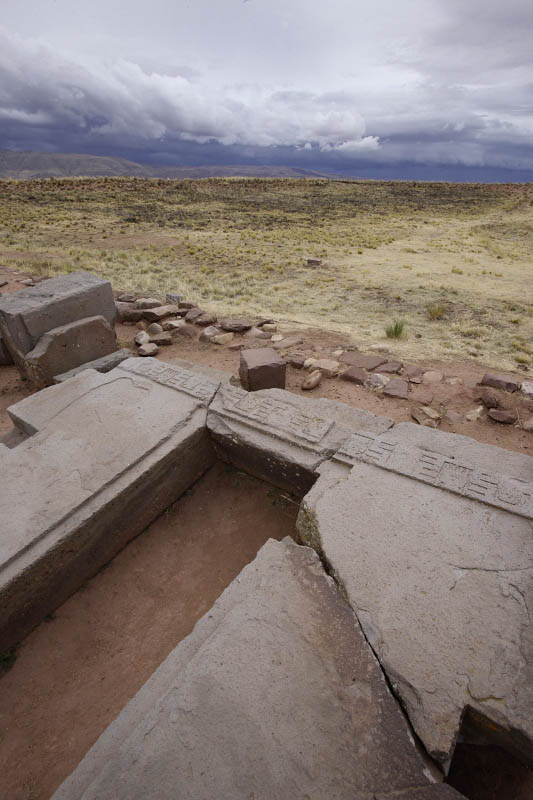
[481,372,521,393]
[340,366,367,385]
[339,352,387,371]
[383,378,409,399]
[488,409,517,424]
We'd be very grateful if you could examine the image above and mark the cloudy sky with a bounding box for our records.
[1,0,532,179]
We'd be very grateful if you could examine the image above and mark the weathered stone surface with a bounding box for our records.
[272,335,304,351]
[176,324,198,339]
[340,352,387,370]
[53,538,438,800]
[375,788,466,799]
[239,347,286,392]
[411,407,439,428]
[24,315,117,388]
[220,318,253,332]
[138,342,159,356]
[208,384,392,494]
[488,408,517,424]
[0,271,116,368]
[184,307,202,322]
[195,312,217,326]
[116,293,136,303]
[341,366,367,385]
[146,322,163,335]
[0,331,14,365]
[134,297,161,309]
[54,349,133,383]
[149,332,173,347]
[162,319,185,332]
[466,406,484,422]
[284,352,306,368]
[405,365,424,381]
[473,386,501,408]
[142,305,181,322]
[312,358,340,377]
[423,371,443,384]
[211,331,233,344]
[481,371,521,393]
[521,380,533,400]
[379,360,403,374]
[298,423,533,769]
[178,300,196,309]
[0,358,219,651]
[302,369,322,390]
[261,322,277,333]
[523,418,533,432]
[383,378,409,399]
[165,292,182,305]
[134,330,150,345]
[115,302,144,323]
[199,325,220,341]
[306,257,322,265]
[366,373,390,390]
[244,326,271,339]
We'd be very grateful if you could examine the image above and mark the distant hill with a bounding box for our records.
[0,150,334,180]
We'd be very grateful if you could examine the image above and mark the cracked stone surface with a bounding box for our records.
[297,422,533,769]
[0,357,219,650]
[53,538,445,800]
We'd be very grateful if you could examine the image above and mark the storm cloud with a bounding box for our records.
[1,0,532,178]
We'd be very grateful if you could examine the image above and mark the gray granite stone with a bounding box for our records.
[0,358,219,650]
[298,422,533,769]
[53,538,439,800]
[53,348,133,383]
[208,384,393,494]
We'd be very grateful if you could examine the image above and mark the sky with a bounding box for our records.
[1,0,532,180]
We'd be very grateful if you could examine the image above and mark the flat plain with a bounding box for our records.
[0,177,531,371]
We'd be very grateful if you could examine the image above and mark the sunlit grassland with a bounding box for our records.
[0,176,531,371]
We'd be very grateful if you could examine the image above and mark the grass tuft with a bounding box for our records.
[385,319,405,339]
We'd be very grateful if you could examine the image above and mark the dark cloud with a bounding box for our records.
[0,0,532,180]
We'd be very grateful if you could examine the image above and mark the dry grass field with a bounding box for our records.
[0,177,531,371]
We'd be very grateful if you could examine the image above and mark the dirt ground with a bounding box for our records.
[0,462,299,800]
[1,264,531,453]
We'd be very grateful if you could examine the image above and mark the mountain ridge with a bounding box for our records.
[0,150,336,180]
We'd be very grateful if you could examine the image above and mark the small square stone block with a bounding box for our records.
[239,347,286,391]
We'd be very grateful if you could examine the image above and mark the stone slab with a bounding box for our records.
[53,348,133,383]
[208,383,393,494]
[0,271,116,361]
[53,538,438,800]
[298,422,533,768]
[24,315,117,387]
[0,358,220,650]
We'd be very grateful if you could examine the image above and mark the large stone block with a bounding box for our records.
[0,357,220,650]
[298,422,533,769]
[53,538,442,799]
[24,315,117,387]
[53,348,133,383]
[239,346,286,391]
[208,383,393,494]
[0,330,13,365]
[0,271,116,362]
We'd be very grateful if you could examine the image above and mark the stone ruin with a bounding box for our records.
[0,271,129,387]
[0,273,532,799]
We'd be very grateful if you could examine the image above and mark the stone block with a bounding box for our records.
[208,383,393,494]
[134,297,161,309]
[142,305,181,322]
[0,358,220,650]
[481,371,521,393]
[115,302,144,323]
[312,358,340,377]
[53,538,437,800]
[340,352,388,370]
[0,271,116,369]
[383,377,409,399]
[220,318,253,332]
[341,366,367,385]
[54,348,133,383]
[24,315,117,388]
[298,422,533,769]
[239,347,286,391]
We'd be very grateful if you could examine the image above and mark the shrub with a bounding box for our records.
[427,304,447,320]
[385,319,405,339]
